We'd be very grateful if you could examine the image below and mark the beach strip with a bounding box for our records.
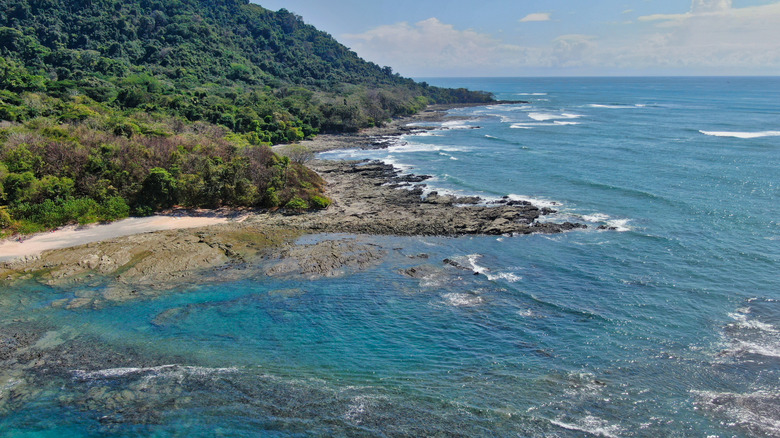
[0,215,232,262]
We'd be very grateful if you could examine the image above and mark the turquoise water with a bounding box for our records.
[2,78,779,436]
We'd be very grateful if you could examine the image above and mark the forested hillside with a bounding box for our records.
[0,0,492,135]
[0,0,494,233]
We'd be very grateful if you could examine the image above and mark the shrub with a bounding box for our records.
[0,208,13,228]
[262,187,280,208]
[3,144,43,174]
[62,198,101,224]
[137,167,178,211]
[2,171,39,204]
[99,196,130,221]
[310,195,331,209]
[38,175,74,202]
[284,196,309,210]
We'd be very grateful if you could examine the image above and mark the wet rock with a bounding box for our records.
[2,225,301,302]
[267,160,587,237]
[424,192,456,205]
[443,258,472,272]
[65,298,95,310]
[264,238,388,279]
[399,265,439,279]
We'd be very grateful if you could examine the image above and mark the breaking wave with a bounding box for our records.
[699,130,780,139]
[528,112,584,122]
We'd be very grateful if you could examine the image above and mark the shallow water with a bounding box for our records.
[2,77,779,436]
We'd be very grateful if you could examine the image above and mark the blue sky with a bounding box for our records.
[254,1,780,77]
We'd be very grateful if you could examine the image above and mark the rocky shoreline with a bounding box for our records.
[298,103,511,153]
[1,102,588,298]
[258,160,586,236]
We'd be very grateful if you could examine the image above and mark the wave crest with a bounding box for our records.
[700,130,780,139]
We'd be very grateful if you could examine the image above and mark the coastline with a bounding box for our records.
[1,102,585,295]
[298,103,519,153]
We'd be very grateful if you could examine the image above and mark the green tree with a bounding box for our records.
[137,167,178,213]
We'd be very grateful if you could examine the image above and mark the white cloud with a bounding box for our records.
[341,2,780,76]
[639,0,734,22]
[691,0,732,13]
[519,13,551,23]
[627,1,780,72]
[342,18,532,76]
[551,35,597,67]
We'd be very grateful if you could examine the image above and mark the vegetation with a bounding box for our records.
[0,0,495,233]
[0,113,326,233]
[0,0,492,135]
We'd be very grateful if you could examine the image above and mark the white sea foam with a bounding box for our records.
[606,219,632,232]
[507,194,560,210]
[549,416,622,438]
[693,390,780,437]
[465,254,489,275]
[589,104,628,109]
[582,213,632,232]
[387,142,466,154]
[553,121,581,126]
[728,312,778,333]
[442,292,484,307]
[699,130,780,139]
[379,157,414,173]
[72,364,239,380]
[516,92,548,96]
[582,213,611,222]
[452,254,522,282]
[441,120,477,129]
[482,104,531,111]
[726,340,780,358]
[588,104,645,109]
[528,112,583,122]
[486,272,523,283]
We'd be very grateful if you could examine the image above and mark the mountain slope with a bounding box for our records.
[0,0,495,234]
[0,0,493,135]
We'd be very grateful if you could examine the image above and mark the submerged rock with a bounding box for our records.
[264,238,388,280]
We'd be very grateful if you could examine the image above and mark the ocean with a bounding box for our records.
[2,77,778,437]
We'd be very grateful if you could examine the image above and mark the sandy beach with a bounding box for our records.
[0,214,234,262]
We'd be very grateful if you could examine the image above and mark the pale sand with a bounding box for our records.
[0,215,231,262]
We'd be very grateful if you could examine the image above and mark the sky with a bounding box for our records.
[253,0,780,77]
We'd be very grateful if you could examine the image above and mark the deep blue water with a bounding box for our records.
[2,77,779,437]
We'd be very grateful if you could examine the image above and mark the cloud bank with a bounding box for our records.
[341,1,780,76]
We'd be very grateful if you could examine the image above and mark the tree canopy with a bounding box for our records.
[0,0,495,233]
